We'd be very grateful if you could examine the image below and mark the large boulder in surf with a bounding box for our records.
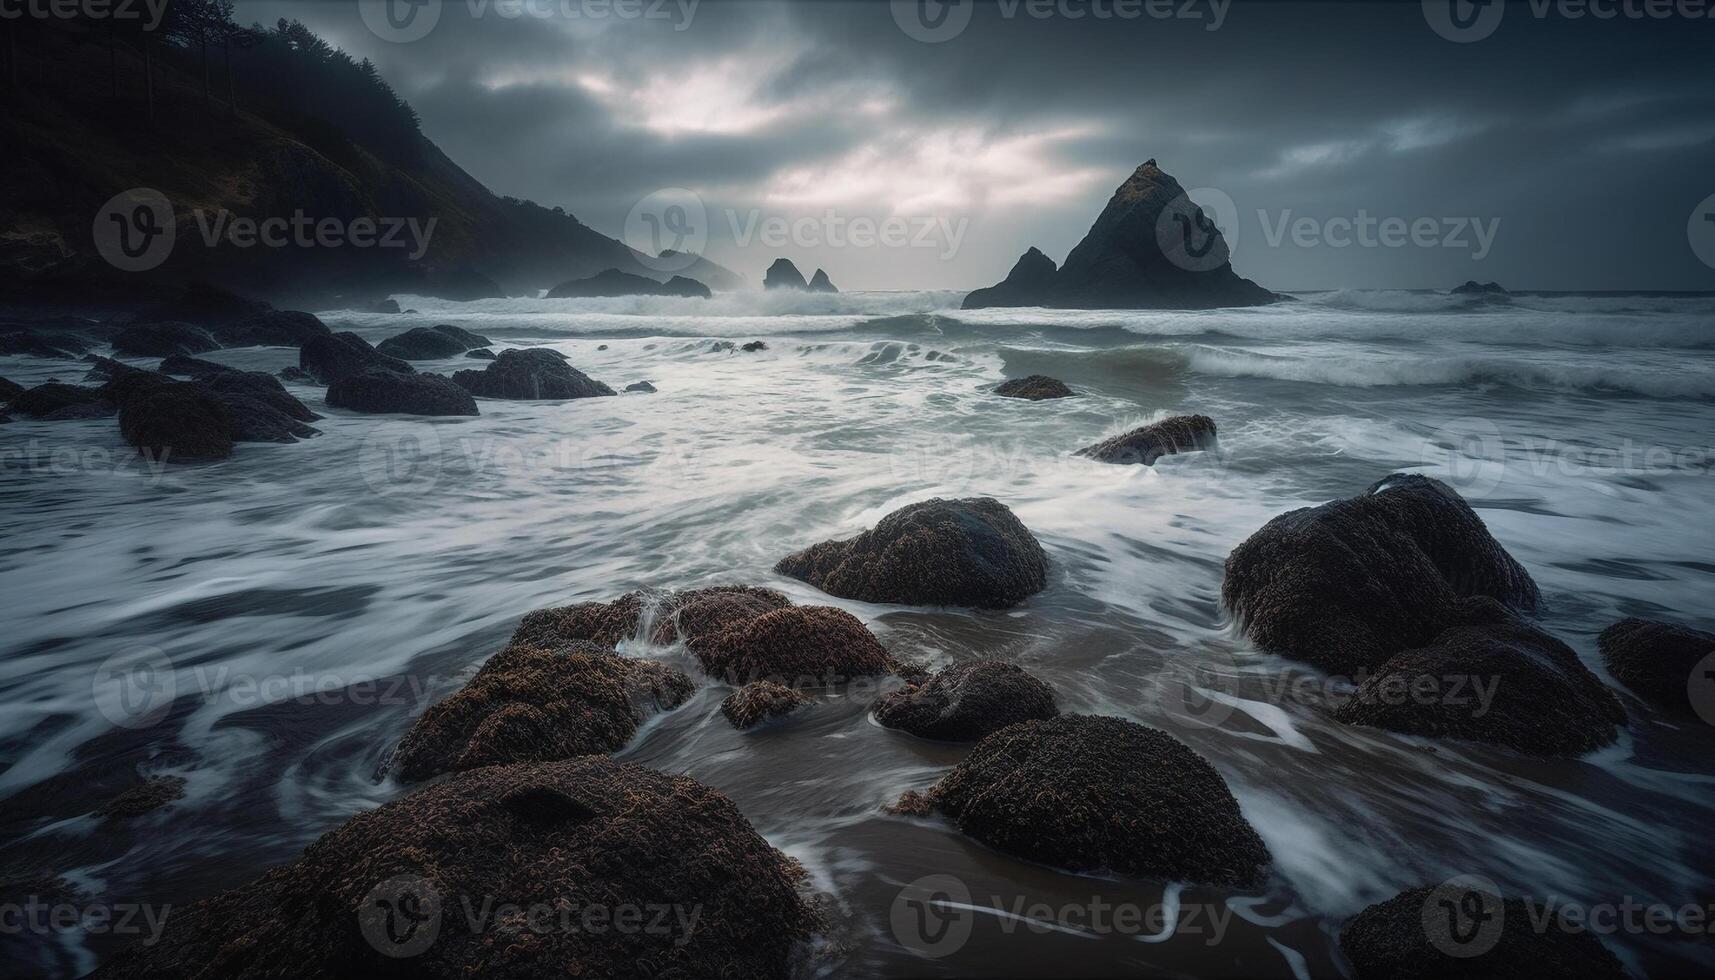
[897,714,1269,886]
[390,642,693,782]
[327,369,479,417]
[652,586,795,645]
[775,497,1048,609]
[115,380,233,462]
[962,160,1276,310]
[1223,474,1540,675]
[452,348,615,400]
[807,269,838,293]
[994,374,1074,400]
[375,326,474,360]
[1598,617,1715,717]
[299,332,413,385]
[195,372,322,442]
[721,681,812,730]
[874,660,1058,741]
[93,759,824,980]
[1076,414,1216,465]
[689,606,894,685]
[208,310,332,348]
[1339,882,1624,980]
[763,258,808,290]
[111,321,220,357]
[1333,598,1624,756]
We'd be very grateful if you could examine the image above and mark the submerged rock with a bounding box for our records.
[874,660,1058,741]
[390,642,693,782]
[1076,414,1215,464]
[763,259,808,290]
[625,380,656,393]
[209,310,332,348]
[907,714,1270,885]
[1333,598,1624,755]
[807,269,838,293]
[741,340,768,352]
[299,332,413,385]
[452,348,614,400]
[94,759,823,979]
[327,369,479,417]
[1223,474,1540,674]
[111,322,219,357]
[1339,882,1624,980]
[721,681,812,730]
[97,776,187,819]
[994,374,1074,400]
[775,497,1048,609]
[689,605,893,685]
[547,268,711,299]
[1598,617,1715,716]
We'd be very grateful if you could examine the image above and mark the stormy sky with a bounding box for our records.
[235,0,1715,291]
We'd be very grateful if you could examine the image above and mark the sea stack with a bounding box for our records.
[763,259,809,290]
[807,268,838,293]
[962,159,1276,310]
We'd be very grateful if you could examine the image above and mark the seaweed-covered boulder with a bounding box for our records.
[1339,882,1624,980]
[93,759,823,980]
[651,587,795,645]
[97,776,187,819]
[721,681,812,730]
[376,325,488,360]
[995,375,1074,400]
[11,382,106,418]
[1333,599,1624,755]
[209,310,331,348]
[112,322,220,357]
[452,348,614,400]
[327,369,479,417]
[1223,474,1539,674]
[874,660,1058,741]
[158,354,234,377]
[776,497,1048,609]
[115,380,233,462]
[390,642,693,782]
[509,591,654,650]
[298,332,413,385]
[1076,414,1215,464]
[688,606,893,685]
[900,715,1269,885]
[1598,617,1715,716]
[509,587,796,654]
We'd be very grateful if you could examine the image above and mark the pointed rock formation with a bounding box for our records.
[963,160,1276,310]
[763,259,808,290]
[806,268,838,293]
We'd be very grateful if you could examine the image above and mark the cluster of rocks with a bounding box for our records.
[547,268,712,299]
[763,259,838,293]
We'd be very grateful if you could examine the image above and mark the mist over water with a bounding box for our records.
[1,290,1712,976]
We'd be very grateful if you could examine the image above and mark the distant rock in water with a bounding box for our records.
[776,497,1048,609]
[208,310,331,348]
[1339,882,1625,980]
[874,660,1058,742]
[625,380,657,393]
[376,325,478,360]
[807,268,838,293]
[417,266,507,301]
[547,268,711,299]
[741,340,768,352]
[1452,280,1510,296]
[1598,617,1715,716]
[94,759,825,979]
[299,332,413,385]
[112,322,220,357]
[1076,414,1216,465]
[327,369,479,417]
[896,715,1271,886]
[763,259,808,290]
[994,374,1074,400]
[431,324,491,348]
[962,160,1276,310]
[363,298,401,314]
[451,348,615,399]
[721,681,811,730]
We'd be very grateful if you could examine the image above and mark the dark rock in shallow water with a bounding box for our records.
[722,681,812,730]
[807,268,838,293]
[112,321,220,357]
[376,325,474,360]
[106,372,318,448]
[452,348,614,399]
[465,347,496,360]
[1076,414,1216,465]
[12,382,106,418]
[908,714,1270,885]
[94,759,823,980]
[1598,617,1715,716]
[299,331,413,385]
[0,376,21,402]
[625,380,656,393]
[995,374,1074,400]
[391,642,693,782]
[874,660,1058,742]
[776,497,1048,609]
[1339,882,1624,980]
[208,310,331,348]
[742,340,768,352]
[430,324,491,348]
[547,268,711,299]
[1452,280,1510,296]
[97,776,187,819]
[1333,598,1624,755]
[652,587,795,645]
[1223,474,1539,675]
[963,160,1277,310]
[510,587,795,653]
[327,369,479,417]
[158,354,233,377]
[277,366,313,383]
[115,381,233,462]
[763,258,808,290]
[688,605,894,684]
[0,329,87,358]
[82,355,152,382]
